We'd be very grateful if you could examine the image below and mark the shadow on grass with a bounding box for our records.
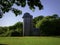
[52,36,60,38]
[47,36,60,38]
[40,35,60,38]
[0,44,8,45]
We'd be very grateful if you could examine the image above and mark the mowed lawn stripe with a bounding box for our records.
[0,37,60,45]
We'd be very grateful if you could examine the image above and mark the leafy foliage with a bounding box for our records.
[0,22,23,37]
[0,0,43,18]
[33,15,44,27]
[36,14,60,36]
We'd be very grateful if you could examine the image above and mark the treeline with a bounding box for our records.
[0,14,60,36]
[0,22,23,37]
[33,14,60,36]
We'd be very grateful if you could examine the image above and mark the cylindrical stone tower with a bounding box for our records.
[22,13,33,36]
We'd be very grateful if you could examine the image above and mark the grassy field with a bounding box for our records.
[0,37,60,45]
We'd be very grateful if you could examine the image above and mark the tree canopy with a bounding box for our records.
[33,15,44,27]
[0,22,23,36]
[0,0,43,18]
[36,14,60,36]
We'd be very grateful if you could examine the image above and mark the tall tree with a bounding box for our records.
[0,0,43,18]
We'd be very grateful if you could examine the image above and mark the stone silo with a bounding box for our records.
[22,13,33,36]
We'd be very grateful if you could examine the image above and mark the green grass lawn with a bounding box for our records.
[0,36,60,45]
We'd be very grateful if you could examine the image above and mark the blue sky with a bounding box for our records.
[0,0,60,26]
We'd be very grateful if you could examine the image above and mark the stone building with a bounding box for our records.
[22,13,40,36]
[22,13,33,36]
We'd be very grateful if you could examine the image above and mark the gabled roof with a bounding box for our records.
[22,13,33,18]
